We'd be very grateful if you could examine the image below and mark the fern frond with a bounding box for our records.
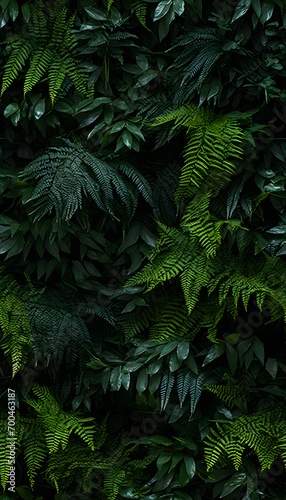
[152,104,243,201]
[134,1,149,29]
[181,191,223,257]
[180,253,209,314]
[153,162,179,225]
[46,441,106,493]
[1,41,33,96]
[25,384,96,454]
[0,295,31,378]
[1,1,89,102]
[204,407,286,472]
[160,372,175,411]
[149,298,193,340]
[204,384,243,408]
[169,28,227,105]
[20,416,48,489]
[23,46,53,97]
[126,222,189,291]
[177,371,192,408]
[26,289,92,376]
[189,373,207,415]
[20,140,151,225]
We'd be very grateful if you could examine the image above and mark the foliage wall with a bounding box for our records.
[0,0,286,498]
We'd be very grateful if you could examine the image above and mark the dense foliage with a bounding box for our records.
[0,0,286,498]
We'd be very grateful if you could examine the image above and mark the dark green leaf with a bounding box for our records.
[252,337,264,365]
[4,103,19,118]
[202,344,225,367]
[136,54,148,71]
[84,6,107,20]
[177,341,190,361]
[179,462,189,487]
[136,367,148,394]
[231,0,251,22]
[220,472,247,497]
[122,130,133,149]
[34,99,45,120]
[110,366,122,391]
[265,358,278,378]
[184,456,196,479]
[153,0,172,21]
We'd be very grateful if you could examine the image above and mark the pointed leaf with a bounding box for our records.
[202,344,225,367]
[177,341,190,361]
[184,456,196,479]
[136,367,148,394]
[265,358,278,378]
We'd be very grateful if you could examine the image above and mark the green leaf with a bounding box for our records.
[34,99,45,120]
[149,372,161,394]
[185,355,198,374]
[202,344,225,367]
[4,103,19,118]
[84,6,107,20]
[111,121,125,133]
[159,341,178,359]
[140,225,157,247]
[101,367,110,393]
[177,341,189,361]
[173,437,197,450]
[87,122,105,140]
[21,3,31,23]
[136,367,148,394]
[122,372,131,390]
[260,385,286,397]
[252,337,264,365]
[136,54,148,71]
[168,453,183,471]
[136,70,158,87]
[8,0,18,21]
[78,109,102,128]
[143,435,173,445]
[252,0,261,17]
[76,97,111,114]
[207,78,221,100]
[147,358,162,375]
[153,0,172,21]
[15,486,34,500]
[267,225,286,234]
[126,122,145,140]
[10,110,20,126]
[10,220,20,236]
[179,462,189,487]
[110,366,122,391]
[53,101,72,113]
[169,351,182,372]
[0,237,17,254]
[260,0,274,23]
[87,357,108,369]
[226,344,238,375]
[173,0,184,16]
[157,453,172,470]
[184,456,196,479]
[118,222,140,253]
[220,472,247,497]
[231,0,251,22]
[265,358,278,378]
[104,104,114,126]
[72,395,82,411]
[124,361,143,372]
[122,130,133,149]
